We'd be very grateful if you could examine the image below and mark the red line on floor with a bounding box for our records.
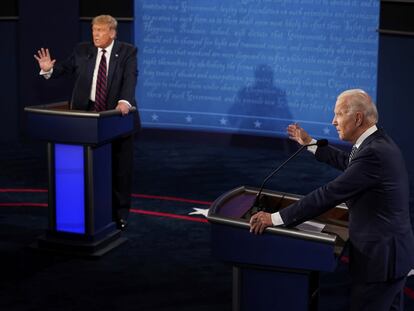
[0,188,213,206]
[0,203,208,223]
[1,199,414,300]
[0,202,48,207]
[0,188,47,193]
[130,208,208,223]
[131,193,212,205]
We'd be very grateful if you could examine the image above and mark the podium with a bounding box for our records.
[207,186,349,311]
[24,102,137,257]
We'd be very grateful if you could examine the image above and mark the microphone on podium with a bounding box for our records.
[251,139,328,213]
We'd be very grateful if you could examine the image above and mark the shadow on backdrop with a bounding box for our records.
[228,64,293,153]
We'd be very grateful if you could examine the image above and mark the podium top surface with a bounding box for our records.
[24,102,137,118]
[24,102,138,145]
[208,186,349,245]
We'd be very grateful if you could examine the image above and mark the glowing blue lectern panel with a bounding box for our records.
[55,144,85,234]
[134,0,379,142]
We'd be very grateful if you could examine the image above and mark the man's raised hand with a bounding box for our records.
[34,48,56,72]
[287,123,312,146]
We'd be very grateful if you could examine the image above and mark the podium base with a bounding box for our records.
[233,265,319,311]
[31,229,127,258]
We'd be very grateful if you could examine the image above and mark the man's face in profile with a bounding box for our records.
[92,23,115,48]
[332,98,359,143]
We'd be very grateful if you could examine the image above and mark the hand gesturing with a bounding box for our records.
[34,48,56,72]
[287,123,312,146]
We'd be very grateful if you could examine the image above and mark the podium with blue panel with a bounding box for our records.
[207,186,349,311]
[24,102,137,256]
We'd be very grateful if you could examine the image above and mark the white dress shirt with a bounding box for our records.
[90,41,114,102]
[40,40,131,108]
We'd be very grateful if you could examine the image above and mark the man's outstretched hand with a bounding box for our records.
[34,48,56,72]
[287,123,312,146]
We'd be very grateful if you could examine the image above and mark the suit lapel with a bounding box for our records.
[357,129,383,153]
[346,129,381,167]
[86,45,98,94]
[107,40,120,92]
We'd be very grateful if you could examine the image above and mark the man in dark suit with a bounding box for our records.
[34,15,139,230]
[250,89,414,310]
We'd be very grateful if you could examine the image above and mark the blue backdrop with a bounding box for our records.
[134,0,379,143]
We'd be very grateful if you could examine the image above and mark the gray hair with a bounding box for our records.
[92,15,118,31]
[337,89,378,124]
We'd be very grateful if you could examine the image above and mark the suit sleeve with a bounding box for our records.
[119,46,138,106]
[49,55,75,79]
[315,145,349,171]
[280,146,380,227]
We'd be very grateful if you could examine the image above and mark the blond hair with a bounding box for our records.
[92,15,118,31]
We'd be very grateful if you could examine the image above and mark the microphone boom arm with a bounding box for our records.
[251,139,328,213]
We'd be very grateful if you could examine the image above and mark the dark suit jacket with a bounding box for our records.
[52,40,140,128]
[280,129,414,282]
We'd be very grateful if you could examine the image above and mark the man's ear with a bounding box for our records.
[355,112,363,127]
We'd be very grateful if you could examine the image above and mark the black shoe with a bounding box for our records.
[116,219,128,231]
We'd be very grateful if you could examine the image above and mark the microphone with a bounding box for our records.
[251,139,328,213]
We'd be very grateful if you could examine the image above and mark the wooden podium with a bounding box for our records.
[24,102,137,257]
[207,186,349,311]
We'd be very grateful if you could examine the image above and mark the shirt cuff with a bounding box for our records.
[307,138,318,154]
[118,100,132,108]
[40,68,53,79]
[271,212,284,226]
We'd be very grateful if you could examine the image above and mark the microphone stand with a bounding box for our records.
[251,144,307,213]
[250,139,327,213]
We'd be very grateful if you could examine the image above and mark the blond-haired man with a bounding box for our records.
[35,15,139,230]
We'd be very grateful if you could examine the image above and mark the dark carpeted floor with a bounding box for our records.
[0,132,413,311]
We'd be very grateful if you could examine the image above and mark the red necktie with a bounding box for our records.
[94,49,107,112]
